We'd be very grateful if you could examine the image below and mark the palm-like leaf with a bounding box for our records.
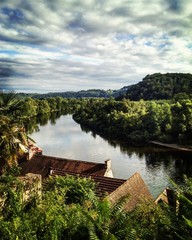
[0,115,30,167]
[0,90,22,119]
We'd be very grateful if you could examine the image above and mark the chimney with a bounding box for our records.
[104,159,113,178]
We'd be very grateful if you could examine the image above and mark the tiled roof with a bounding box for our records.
[50,168,126,197]
[19,155,107,178]
[20,155,153,210]
[50,168,153,210]
[108,172,153,211]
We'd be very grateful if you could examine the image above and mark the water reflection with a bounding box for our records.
[25,110,68,134]
[28,114,192,198]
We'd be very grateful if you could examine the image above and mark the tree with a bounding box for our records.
[0,91,31,168]
[0,115,29,167]
[174,176,192,239]
[171,100,192,142]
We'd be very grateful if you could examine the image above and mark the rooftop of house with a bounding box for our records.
[19,155,112,178]
[20,154,153,210]
[107,172,153,211]
[50,168,153,211]
[50,168,125,197]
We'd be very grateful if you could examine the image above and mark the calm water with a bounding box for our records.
[29,114,192,198]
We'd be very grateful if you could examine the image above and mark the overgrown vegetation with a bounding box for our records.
[1,171,191,240]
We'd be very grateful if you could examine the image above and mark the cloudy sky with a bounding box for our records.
[0,0,192,93]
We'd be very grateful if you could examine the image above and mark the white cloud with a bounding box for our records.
[0,0,191,92]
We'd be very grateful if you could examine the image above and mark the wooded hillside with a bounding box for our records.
[123,73,192,100]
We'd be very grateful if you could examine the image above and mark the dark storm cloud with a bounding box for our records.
[166,0,183,13]
[0,66,15,78]
[0,61,28,78]
[0,34,46,45]
[68,13,89,32]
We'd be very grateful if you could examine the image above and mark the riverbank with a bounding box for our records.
[150,141,192,152]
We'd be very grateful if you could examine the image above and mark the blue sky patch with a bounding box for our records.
[115,33,136,42]
[1,7,24,23]
[0,50,20,55]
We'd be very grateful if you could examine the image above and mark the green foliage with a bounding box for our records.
[44,175,96,204]
[30,89,116,99]
[129,201,175,239]
[174,176,192,239]
[0,174,136,240]
[0,115,29,167]
[0,90,21,117]
[0,171,192,239]
[73,98,192,144]
[123,73,192,101]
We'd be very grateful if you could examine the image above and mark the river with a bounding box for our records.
[29,114,192,198]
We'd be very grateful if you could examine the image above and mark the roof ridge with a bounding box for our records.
[39,154,105,165]
[51,167,126,181]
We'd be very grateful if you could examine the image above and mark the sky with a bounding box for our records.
[0,0,192,93]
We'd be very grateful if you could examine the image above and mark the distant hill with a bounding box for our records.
[18,73,192,100]
[121,73,192,100]
[32,89,114,99]
[18,88,127,99]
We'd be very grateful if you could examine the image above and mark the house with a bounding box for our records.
[20,154,153,210]
[49,168,153,211]
[20,154,113,178]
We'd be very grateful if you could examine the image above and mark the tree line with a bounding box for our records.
[17,73,192,101]
[1,91,192,169]
[73,98,192,145]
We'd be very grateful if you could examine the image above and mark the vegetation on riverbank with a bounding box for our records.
[1,89,192,169]
[73,98,192,145]
[0,91,81,168]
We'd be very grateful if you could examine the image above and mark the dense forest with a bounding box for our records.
[122,73,192,100]
[18,87,129,99]
[73,98,192,145]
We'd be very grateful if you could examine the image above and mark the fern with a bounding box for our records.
[88,223,100,240]
[129,229,138,240]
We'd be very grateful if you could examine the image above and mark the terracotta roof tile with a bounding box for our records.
[50,168,125,197]
[20,155,107,178]
[108,172,153,211]
[20,155,153,210]
[49,169,153,210]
